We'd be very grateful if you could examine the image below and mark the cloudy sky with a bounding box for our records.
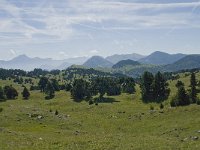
[0,0,200,60]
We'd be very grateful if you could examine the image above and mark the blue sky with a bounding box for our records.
[0,0,200,60]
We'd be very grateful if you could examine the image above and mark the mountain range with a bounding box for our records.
[1,51,200,75]
[0,55,88,71]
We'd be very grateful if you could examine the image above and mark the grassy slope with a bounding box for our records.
[0,73,200,149]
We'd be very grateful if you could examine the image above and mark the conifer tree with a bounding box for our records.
[190,72,197,103]
[140,71,154,101]
[45,81,55,99]
[22,86,30,99]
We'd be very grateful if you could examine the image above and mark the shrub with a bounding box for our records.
[55,110,58,115]
[197,99,200,105]
[160,103,164,109]
[89,100,94,105]
[150,105,154,110]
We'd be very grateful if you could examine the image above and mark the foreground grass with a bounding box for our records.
[0,91,200,149]
[0,72,200,149]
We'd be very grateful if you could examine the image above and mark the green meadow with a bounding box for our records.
[0,72,200,149]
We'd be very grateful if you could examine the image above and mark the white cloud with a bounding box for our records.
[0,0,200,46]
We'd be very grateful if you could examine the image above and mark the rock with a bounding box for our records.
[191,136,198,140]
[197,130,200,133]
[39,137,43,140]
[183,138,188,141]
[37,115,43,119]
[74,130,80,135]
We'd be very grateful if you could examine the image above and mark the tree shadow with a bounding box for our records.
[94,97,120,104]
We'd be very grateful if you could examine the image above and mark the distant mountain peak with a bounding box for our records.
[83,55,113,68]
[11,54,31,62]
[139,51,186,65]
[112,59,140,69]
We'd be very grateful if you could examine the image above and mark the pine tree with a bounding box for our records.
[153,72,170,102]
[140,71,154,102]
[0,86,5,101]
[177,86,190,106]
[38,77,48,92]
[22,86,30,100]
[45,81,55,99]
[190,72,197,103]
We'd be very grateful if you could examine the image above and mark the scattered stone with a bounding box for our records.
[39,137,43,140]
[191,136,198,141]
[37,115,43,119]
[197,130,200,133]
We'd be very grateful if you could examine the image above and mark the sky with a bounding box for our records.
[0,0,200,60]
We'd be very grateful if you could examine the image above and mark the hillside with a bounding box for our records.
[0,71,200,149]
[112,59,140,69]
[106,53,145,64]
[139,51,186,65]
[83,56,113,68]
[165,55,200,72]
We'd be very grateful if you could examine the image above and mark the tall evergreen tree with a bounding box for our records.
[190,72,197,103]
[38,77,48,92]
[140,71,154,101]
[177,86,190,106]
[22,86,30,100]
[0,86,5,101]
[153,72,170,102]
[45,81,55,99]
[171,81,190,107]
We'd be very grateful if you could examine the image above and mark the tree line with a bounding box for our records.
[70,77,136,104]
[1,68,200,107]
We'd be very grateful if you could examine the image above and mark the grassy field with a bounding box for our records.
[0,72,200,149]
